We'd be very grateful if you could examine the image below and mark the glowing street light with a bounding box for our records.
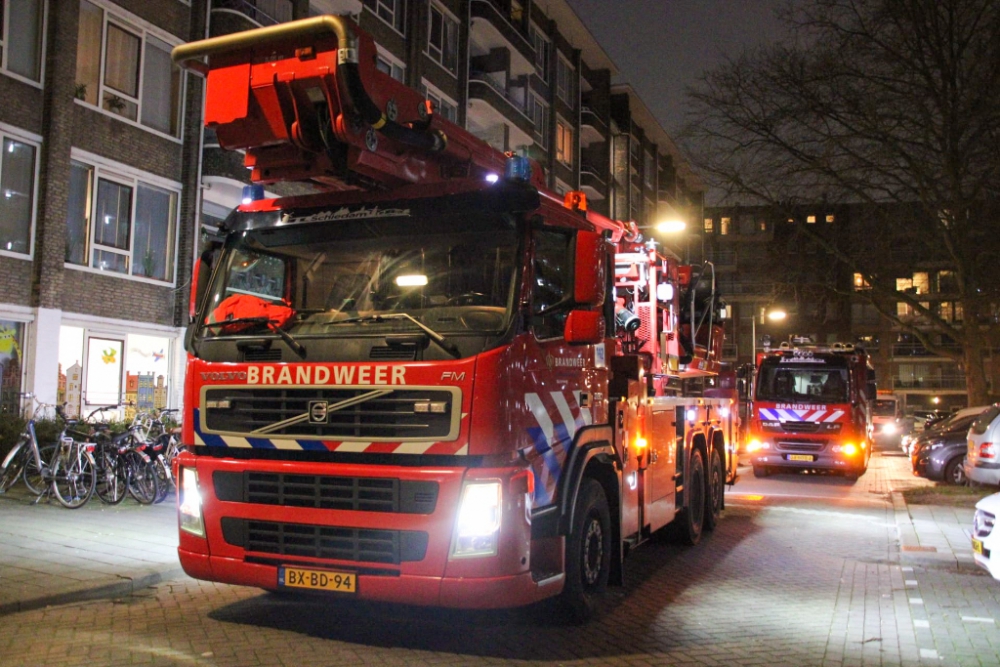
[655,218,687,234]
[767,310,787,322]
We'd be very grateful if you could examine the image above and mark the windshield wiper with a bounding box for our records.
[328,313,461,359]
[203,317,307,359]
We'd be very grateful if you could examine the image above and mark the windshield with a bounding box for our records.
[755,363,849,403]
[196,207,521,358]
[873,400,897,417]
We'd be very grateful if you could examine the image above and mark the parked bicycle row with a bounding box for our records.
[0,395,183,509]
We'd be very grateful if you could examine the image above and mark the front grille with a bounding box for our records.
[780,421,821,433]
[242,349,283,362]
[220,518,428,564]
[213,471,438,513]
[369,346,417,360]
[777,440,826,452]
[204,387,457,439]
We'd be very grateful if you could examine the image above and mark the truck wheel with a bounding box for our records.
[560,479,611,623]
[753,464,769,478]
[705,448,724,531]
[678,449,706,546]
[944,457,967,486]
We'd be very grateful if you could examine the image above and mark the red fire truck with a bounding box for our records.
[171,15,738,620]
[747,342,876,479]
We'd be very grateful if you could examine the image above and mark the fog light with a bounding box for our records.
[179,466,204,537]
[451,481,502,558]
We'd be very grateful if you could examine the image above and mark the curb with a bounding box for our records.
[0,567,187,618]
[892,490,978,573]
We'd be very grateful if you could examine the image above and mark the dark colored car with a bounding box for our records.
[911,410,987,484]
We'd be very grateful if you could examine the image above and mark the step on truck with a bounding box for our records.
[747,342,876,479]
[171,15,739,621]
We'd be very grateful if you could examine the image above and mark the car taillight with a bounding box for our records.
[981,443,997,460]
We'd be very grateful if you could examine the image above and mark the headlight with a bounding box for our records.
[178,466,204,537]
[974,509,996,538]
[882,423,897,435]
[451,481,502,558]
[746,439,771,453]
[832,443,858,455]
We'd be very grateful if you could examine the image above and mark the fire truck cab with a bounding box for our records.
[747,342,875,479]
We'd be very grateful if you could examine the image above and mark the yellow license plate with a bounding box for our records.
[973,538,984,555]
[788,454,814,462]
[279,566,357,593]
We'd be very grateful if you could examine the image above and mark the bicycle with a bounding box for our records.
[1,395,97,508]
[85,405,130,505]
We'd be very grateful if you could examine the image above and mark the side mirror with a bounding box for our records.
[564,310,605,345]
[574,230,606,307]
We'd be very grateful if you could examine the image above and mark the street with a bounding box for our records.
[2,450,1000,666]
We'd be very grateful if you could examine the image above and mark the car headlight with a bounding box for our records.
[451,481,502,558]
[746,439,771,453]
[178,466,204,537]
[882,423,897,435]
[974,509,995,538]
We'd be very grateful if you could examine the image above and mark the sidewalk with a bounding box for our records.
[0,451,986,617]
[0,487,185,616]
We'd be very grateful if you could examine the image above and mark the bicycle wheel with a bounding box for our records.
[22,444,56,495]
[152,457,171,503]
[51,445,96,509]
[0,440,29,492]
[94,450,128,505]
[126,451,159,505]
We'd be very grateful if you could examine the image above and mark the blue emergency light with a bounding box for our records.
[241,184,264,204]
[504,155,532,182]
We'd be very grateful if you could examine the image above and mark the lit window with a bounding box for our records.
[807,215,816,224]
[527,93,548,145]
[853,273,871,290]
[427,3,459,75]
[76,1,184,137]
[1,0,44,82]
[912,272,929,294]
[759,220,767,231]
[65,156,179,284]
[826,214,835,223]
[556,54,575,106]
[720,217,731,235]
[420,80,458,123]
[704,218,714,233]
[555,117,574,167]
[0,134,38,257]
[530,23,549,81]
[363,0,406,34]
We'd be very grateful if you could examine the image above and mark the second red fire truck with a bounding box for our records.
[171,14,739,621]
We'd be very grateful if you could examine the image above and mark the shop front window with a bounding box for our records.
[0,320,26,415]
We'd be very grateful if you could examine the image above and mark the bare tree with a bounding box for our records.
[685,0,1000,404]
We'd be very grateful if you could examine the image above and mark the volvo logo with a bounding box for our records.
[200,371,247,381]
[308,401,329,424]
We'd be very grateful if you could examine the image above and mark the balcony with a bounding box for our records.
[579,163,607,201]
[470,0,534,77]
[211,0,292,28]
[580,107,606,147]
[467,72,533,150]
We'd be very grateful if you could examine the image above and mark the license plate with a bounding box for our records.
[279,566,357,593]
[973,538,984,555]
[787,454,814,462]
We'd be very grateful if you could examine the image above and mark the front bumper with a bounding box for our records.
[966,459,1000,486]
[749,448,867,473]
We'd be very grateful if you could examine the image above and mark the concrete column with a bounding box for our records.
[25,307,62,407]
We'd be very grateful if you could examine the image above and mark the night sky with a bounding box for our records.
[566,0,786,134]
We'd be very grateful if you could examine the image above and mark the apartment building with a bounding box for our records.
[703,203,993,411]
[0,0,702,417]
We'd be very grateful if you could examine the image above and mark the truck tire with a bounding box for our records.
[560,478,611,623]
[678,449,706,546]
[944,457,967,486]
[753,464,769,478]
[705,448,724,531]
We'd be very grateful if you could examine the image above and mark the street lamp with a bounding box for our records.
[653,219,705,264]
[750,306,788,359]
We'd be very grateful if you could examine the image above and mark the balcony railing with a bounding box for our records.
[891,375,967,390]
[212,0,292,27]
[469,71,528,117]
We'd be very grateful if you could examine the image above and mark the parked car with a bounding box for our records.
[965,404,1000,487]
[902,406,977,456]
[910,407,990,485]
[972,492,1000,579]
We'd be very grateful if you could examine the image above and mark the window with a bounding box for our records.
[0,319,26,415]
[527,93,548,145]
[555,117,574,167]
[643,151,655,190]
[530,23,548,81]
[0,132,38,257]
[427,2,458,75]
[826,214,835,223]
[363,0,406,34]
[806,215,816,224]
[1,0,44,83]
[704,218,714,233]
[936,270,958,293]
[556,54,575,106]
[421,80,457,123]
[65,155,179,284]
[720,217,731,235]
[897,273,929,295]
[853,273,871,290]
[375,46,405,82]
[531,228,574,339]
[75,1,184,138]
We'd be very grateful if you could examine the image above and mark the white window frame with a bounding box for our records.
[426,1,459,77]
[0,121,42,261]
[374,43,406,83]
[556,52,575,107]
[74,0,186,143]
[66,148,182,287]
[363,0,406,36]
[420,78,458,123]
[529,22,548,82]
[0,0,47,87]
[527,92,548,146]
